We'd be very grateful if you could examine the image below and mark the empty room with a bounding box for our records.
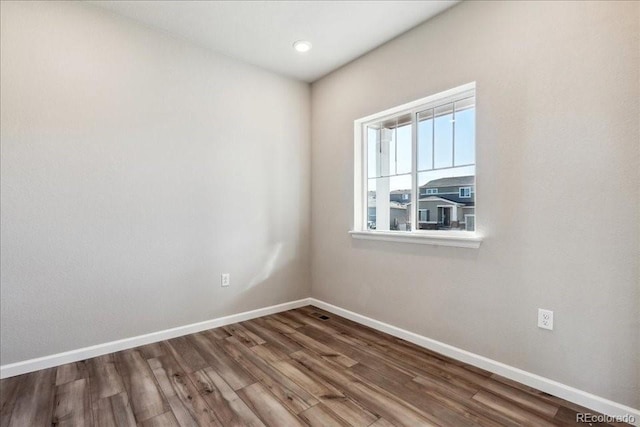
[1,0,638,426]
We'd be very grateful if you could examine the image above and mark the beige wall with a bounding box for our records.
[310,1,639,408]
[0,1,310,364]
[1,0,638,410]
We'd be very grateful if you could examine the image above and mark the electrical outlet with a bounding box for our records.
[538,308,553,330]
[221,273,230,287]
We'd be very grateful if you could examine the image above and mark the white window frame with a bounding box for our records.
[350,82,481,248]
[425,188,438,195]
[459,187,472,198]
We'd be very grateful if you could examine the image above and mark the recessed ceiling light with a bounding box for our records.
[293,40,312,53]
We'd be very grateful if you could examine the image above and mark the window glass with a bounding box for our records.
[454,97,475,166]
[367,175,411,231]
[417,110,433,171]
[361,86,476,233]
[396,123,412,175]
[434,103,454,169]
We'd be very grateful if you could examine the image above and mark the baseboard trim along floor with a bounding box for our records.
[0,298,309,380]
[308,298,640,425]
[1,296,637,424]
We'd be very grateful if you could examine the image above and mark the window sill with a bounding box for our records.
[349,230,482,248]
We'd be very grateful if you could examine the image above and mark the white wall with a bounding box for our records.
[0,1,310,364]
[310,1,639,408]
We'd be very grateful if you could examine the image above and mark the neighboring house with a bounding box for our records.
[368,192,409,230]
[413,175,475,231]
[390,189,411,204]
[368,177,474,231]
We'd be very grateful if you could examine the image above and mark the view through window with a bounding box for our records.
[364,85,475,232]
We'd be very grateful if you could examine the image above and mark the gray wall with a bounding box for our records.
[310,1,639,408]
[0,1,310,364]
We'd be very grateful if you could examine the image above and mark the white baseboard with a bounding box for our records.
[0,298,311,380]
[2,296,637,425]
[309,298,640,426]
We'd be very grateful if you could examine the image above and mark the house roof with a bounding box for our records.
[420,175,474,188]
[407,195,475,206]
[428,194,475,206]
[413,196,465,206]
[367,196,407,210]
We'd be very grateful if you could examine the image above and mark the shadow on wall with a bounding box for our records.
[224,255,304,314]
[248,242,286,288]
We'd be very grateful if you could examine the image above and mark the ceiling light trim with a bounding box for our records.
[293,40,312,53]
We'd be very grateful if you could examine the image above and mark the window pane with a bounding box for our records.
[454,97,475,166]
[396,123,411,174]
[387,128,396,175]
[369,114,411,178]
[434,103,454,169]
[417,109,433,171]
[367,178,377,230]
[417,168,475,231]
[367,174,411,231]
[367,127,378,178]
[390,175,411,231]
[361,85,476,233]
[368,124,395,177]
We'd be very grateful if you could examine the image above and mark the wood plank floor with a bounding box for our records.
[0,306,627,426]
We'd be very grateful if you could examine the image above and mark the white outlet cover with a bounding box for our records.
[538,308,553,330]
[221,273,230,287]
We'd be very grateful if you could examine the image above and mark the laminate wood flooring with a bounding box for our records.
[0,306,628,426]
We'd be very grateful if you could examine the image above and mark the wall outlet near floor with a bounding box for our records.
[221,273,230,287]
[538,308,553,330]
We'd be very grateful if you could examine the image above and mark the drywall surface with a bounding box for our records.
[311,1,639,407]
[0,1,310,364]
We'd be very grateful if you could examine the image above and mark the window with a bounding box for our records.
[418,209,430,222]
[352,83,480,248]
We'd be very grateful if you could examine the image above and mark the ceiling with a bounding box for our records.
[90,1,459,82]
